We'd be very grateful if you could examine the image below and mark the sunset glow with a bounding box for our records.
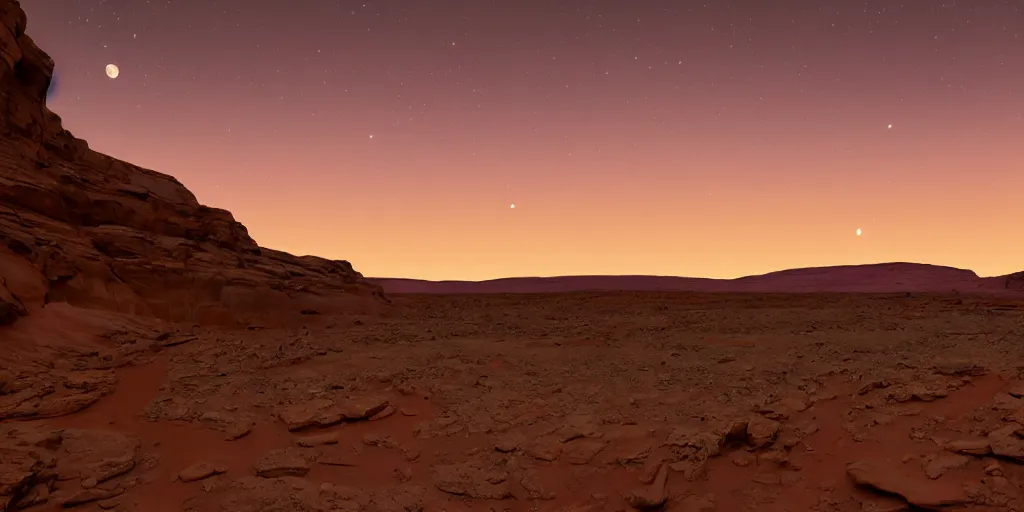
[30,1,1024,280]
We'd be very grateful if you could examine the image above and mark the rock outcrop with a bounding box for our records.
[0,0,384,327]
[1003,271,1024,291]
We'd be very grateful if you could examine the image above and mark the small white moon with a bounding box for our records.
[105,64,119,79]
[856,228,862,236]
[510,203,515,209]
[887,124,892,130]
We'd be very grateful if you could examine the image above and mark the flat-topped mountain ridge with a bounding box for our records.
[371,262,1024,294]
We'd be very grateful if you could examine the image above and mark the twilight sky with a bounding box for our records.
[25,0,1024,280]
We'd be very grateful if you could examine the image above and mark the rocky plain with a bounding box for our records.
[4,0,1024,510]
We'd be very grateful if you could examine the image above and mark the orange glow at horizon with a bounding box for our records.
[30,1,1024,281]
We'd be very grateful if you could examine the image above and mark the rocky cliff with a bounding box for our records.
[0,0,384,327]
[1004,271,1024,290]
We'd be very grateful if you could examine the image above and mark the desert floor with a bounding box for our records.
[5,292,1024,511]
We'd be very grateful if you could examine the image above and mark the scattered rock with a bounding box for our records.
[946,438,991,456]
[564,439,608,465]
[315,452,358,467]
[520,469,556,500]
[224,421,254,441]
[369,405,396,421]
[525,438,562,461]
[746,416,780,448]
[933,362,986,377]
[178,461,226,482]
[332,395,391,422]
[295,432,339,447]
[400,445,422,462]
[991,393,1020,411]
[59,487,125,507]
[857,379,893,395]
[730,450,755,467]
[625,462,669,509]
[96,499,121,510]
[361,432,398,449]
[846,460,968,508]
[663,426,722,457]
[277,395,390,431]
[276,399,336,431]
[892,383,948,403]
[0,448,47,506]
[253,449,309,478]
[87,456,136,484]
[12,483,51,509]
[432,462,513,500]
[1005,407,1024,425]
[987,426,1024,459]
[922,454,970,479]
[757,396,808,420]
[394,466,413,483]
[556,415,601,442]
[493,433,524,454]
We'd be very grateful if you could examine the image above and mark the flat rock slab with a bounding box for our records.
[625,462,669,510]
[295,432,339,447]
[179,461,227,482]
[59,487,125,507]
[277,396,390,431]
[315,452,358,467]
[846,460,968,508]
[254,449,309,478]
[277,399,335,431]
[946,438,991,456]
[922,454,970,479]
[987,426,1024,459]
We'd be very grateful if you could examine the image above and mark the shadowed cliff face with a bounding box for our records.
[1005,272,1024,290]
[0,0,385,326]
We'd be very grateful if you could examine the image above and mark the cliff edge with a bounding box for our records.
[0,0,384,327]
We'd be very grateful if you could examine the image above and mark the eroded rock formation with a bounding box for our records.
[0,0,384,327]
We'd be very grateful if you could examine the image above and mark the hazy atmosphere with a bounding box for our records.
[29,0,1023,280]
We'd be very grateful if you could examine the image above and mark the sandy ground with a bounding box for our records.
[4,292,1024,511]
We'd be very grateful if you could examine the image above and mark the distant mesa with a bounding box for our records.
[370,262,1023,295]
